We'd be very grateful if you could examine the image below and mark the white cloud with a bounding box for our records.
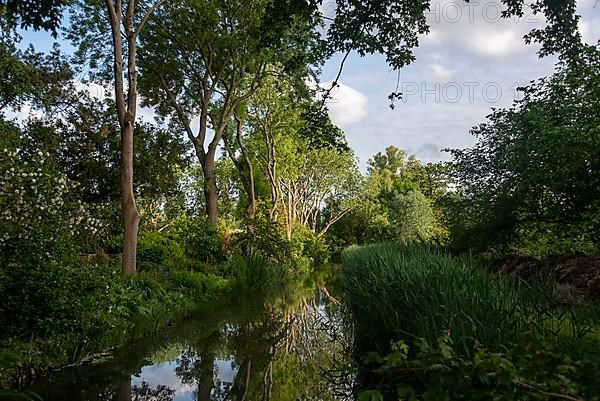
[72,81,109,99]
[322,82,369,128]
[465,30,525,58]
[578,18,600,45]
[430,63,455,81]
[419,0,545,61]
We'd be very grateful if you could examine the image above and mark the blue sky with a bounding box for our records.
[317,0,600,166]
[18,0,600,168]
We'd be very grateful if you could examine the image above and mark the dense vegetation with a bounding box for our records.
[1,0,599,398]
[343,244,600,400]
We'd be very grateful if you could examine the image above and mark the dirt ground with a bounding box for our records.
[496,254,600,302]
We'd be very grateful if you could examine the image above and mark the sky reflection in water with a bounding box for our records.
[28,274,354,401]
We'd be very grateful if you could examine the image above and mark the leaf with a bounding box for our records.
[358,390,384,401]
[397,384,417,401]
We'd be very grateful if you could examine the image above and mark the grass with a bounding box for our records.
[341,243,598,355]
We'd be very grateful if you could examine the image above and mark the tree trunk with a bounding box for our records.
[264,130,279,222]
[203,157,219,227]
[121,122,140,274]
[106,0,141,274]
[235,116,256,223]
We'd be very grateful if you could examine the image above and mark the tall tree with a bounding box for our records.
[0,0,68,34]
[138,0,316,227]
[69,0,164,273]
[222,113,258,224]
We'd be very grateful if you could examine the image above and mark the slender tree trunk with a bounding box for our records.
[203,157,219,227]
[121,122,140,274]
[245,167,256,221]
[106,0,140,274]
[264,130,279,222]
[235,116,256,222]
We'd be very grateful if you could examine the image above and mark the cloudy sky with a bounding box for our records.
[18,0,600,168]
[318,0,600,167]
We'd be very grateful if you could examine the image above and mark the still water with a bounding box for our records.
[27,273,354,401]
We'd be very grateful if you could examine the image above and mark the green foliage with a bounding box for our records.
[359,333,600,401]
[223,254,281,292]
[387,191,436,244]
[166,270,229,302]
[447,47,600,255]
[345,244,600,400]
[19,95,190,235]
[0,131,103,262]
[172,217,224,264]
[0,258,230,387]
[234,217,292,265]
[290,226,330,266]
[136,232,185,271]
[0,0,68,34]
[330,146,447,247]
[0,44,71,112]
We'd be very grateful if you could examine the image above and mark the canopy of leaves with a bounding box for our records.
[447,46,600,254]
[0,44,72,113]
[0,0,68,34]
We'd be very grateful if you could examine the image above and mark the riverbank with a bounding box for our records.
[341,244,600,400]
[0,248,324,394]
[11,265,347,401]
[0,262,232,390]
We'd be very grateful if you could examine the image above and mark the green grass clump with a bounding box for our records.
[341,244,595,355]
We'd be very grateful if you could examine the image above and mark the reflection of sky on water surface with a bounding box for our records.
[132,358,238,401]
[25,275,354,401]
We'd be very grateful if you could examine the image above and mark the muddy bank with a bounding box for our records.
[497,254,600,301]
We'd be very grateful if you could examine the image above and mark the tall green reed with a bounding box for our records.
[341,244,595,355]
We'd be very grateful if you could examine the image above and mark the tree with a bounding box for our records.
[447,45,600,254]
[69,0,164,273]
[328,146,447,246]
[0,45,72,114]
[0,0,68,34]
[244,74,359,239]
[222,114,258,224]
[138,0,317,227]
[18,92,190,238]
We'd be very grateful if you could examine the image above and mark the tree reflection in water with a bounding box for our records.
[115,378,176,401]
[25,270,354,401]
[173,271,355,401]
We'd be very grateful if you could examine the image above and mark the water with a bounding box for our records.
[26,273,354,401]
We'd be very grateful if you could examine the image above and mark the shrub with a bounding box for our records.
[171,217,224,263]
[223,254,279,291]
[166,270,228,301]
[0,146,102,264]
[359,333,600,401]
[0,257,231,387]
[290,226,330,266]
[387,190,436,244]
[136,232,185,270]
[233,219,292,265]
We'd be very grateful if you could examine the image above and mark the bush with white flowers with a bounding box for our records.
[0,147,105,259]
